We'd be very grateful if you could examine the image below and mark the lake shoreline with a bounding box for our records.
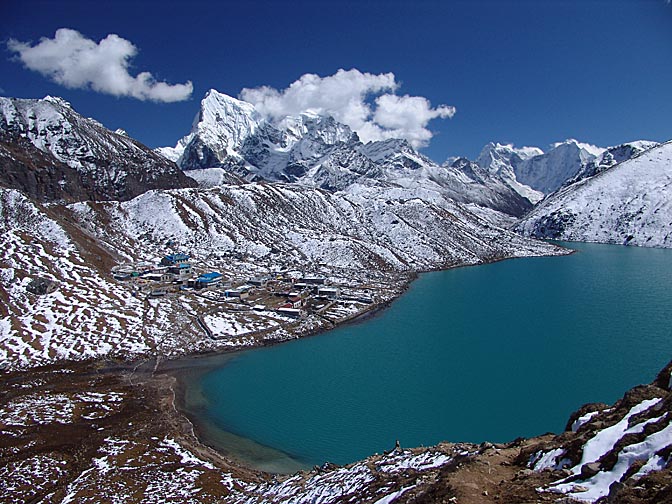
[0,244,576,485]
[159,268,422,473]
[161,246,577,473]
[165,244,672,474]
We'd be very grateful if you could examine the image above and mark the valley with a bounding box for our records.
[1,91,671,503]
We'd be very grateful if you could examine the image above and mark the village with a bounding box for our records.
[110,252,392,343]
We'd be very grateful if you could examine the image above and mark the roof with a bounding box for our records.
[198,272,222,281]
[143,273,167,280]
[164,253,190,262]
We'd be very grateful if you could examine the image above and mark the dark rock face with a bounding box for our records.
[26,277,58,295]
[0,97,197,202]
[179,137,226,171]
[0,133,100,202]
[284,162,308,178]
[525,210,576,239]
[450,157,534,217]
[451,157,487,182]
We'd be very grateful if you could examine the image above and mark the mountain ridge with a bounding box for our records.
[0,96,197,201]
[158,89,534,217]
[516,140,672,248]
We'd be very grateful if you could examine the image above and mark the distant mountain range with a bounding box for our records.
[157,90,533,217]
[155,89,671,250]
[0,91,669,251]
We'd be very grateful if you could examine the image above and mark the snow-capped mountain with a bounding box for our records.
[517,140,672,247]
[158,89,265,170]
[476,142,544,174]
[159,90,532,216]
[511,139,605,194]
[561,140,658,187]
[474,142,545,203]
[473,139,657,202]
[0,96,196,201]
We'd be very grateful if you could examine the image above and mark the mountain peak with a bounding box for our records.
[475,142,543,176]
[549,138,605,157]
[176,89,265,164]
[201,89,257,112]
[42,95,73,109]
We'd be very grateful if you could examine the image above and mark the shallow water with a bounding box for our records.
[178,242,672,472]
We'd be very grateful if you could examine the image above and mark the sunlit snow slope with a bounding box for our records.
[517,141,672,248]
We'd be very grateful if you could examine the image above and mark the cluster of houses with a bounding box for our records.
[111,253,351,320]
[112,254,225,292]
[112,254,190,282]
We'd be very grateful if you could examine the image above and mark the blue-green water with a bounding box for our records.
[178,242,672,472]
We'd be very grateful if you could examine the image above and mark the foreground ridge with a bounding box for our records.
[2,359,671,503]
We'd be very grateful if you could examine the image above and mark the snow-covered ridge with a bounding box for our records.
[0,179,563,371]
[516,140,672,248]
[74,182,560,274]
[528,362,672,504]
[472,139,658,204]
[0,96,195,201]
[158,89,533,216]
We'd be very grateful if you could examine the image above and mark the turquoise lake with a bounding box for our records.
[176,242,672,473]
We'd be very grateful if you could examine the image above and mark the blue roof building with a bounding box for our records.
[197,272,223,284]
[161,253,190,266]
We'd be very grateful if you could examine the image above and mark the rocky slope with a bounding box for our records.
[74,182,558,272]
[0,131,100,202]
[0,96,196,201]
[2,357,670,503]
[0,177,564,371]
[158,90,532,217]
[517,141,672,248]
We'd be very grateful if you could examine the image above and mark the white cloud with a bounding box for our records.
[7,28,193,102]
[240,69,455,148]
[374,94,455,147]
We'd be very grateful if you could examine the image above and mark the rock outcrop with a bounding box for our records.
[0,96,197,201]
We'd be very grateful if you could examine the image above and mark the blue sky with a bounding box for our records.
[2,0,671,161]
